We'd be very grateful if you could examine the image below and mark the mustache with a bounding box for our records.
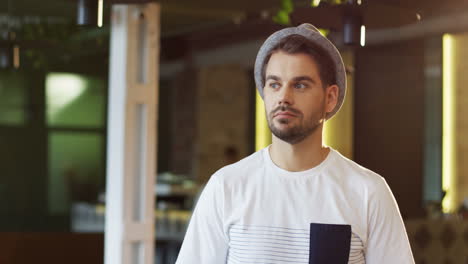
[270,105,302,116]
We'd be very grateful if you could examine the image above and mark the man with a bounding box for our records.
[176,23,414,264]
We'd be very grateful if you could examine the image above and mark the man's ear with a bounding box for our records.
[325,84,339,114]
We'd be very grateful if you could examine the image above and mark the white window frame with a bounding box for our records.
[105,3,160,264]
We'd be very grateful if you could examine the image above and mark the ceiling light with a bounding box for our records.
[343,0,363,46]
[77,0,100,26]
[360,25,366,46]
[0,31,18,69]
[0,45,12,69]
[343,13,362,46]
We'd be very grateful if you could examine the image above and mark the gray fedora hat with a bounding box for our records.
[254,23,346,120]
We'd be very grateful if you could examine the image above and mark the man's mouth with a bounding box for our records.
[274,111,297,118]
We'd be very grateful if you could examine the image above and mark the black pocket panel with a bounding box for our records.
[309,223,351,264]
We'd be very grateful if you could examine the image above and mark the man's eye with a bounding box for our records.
[269,82,280,89]
[294,83,307,89]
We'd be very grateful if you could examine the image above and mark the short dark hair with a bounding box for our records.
[261,34,336,88]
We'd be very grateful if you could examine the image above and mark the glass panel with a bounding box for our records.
[137,14,148,84]
[131,242,145,264]
[46,72,106,127]
[48,132,104,214]
[133,104,147,221]
[0,71,27,125]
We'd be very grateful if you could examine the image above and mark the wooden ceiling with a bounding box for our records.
[1,0,467,37]
[1,0,467,63]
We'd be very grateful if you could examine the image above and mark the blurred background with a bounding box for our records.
[1,0,468,263]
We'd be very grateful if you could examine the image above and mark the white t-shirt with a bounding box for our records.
[176,147,414,264]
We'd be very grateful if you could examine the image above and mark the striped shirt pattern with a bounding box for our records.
[227,224,365,264]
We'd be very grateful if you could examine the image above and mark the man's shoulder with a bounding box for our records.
[330,149,385,188]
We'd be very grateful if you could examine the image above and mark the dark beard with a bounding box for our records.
[268,104,325,145]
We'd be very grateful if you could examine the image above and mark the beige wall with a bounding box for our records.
[195,65,251,183]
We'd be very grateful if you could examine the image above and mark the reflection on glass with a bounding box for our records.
[46,72,106,127]
[48,132,104,214]
[0,71,26,125]
[132,242,145,264]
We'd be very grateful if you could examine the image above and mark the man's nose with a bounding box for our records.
[278,86,293,105]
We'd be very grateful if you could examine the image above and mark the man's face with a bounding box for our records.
[263,51,337,145]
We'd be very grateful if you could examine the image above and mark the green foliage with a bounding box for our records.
[6,18,109,70]
[311,0,321,7]
[273,0,294,25]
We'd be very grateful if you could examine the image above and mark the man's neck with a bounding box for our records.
[269,129,330,172]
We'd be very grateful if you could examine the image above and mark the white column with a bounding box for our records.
[105,3,160,264]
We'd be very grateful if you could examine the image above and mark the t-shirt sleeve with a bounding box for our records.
[365,177,415,263]
[175,174,228,263]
